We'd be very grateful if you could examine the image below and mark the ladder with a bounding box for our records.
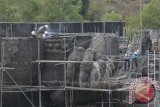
[147,50,157,81]
[147,50,160,107]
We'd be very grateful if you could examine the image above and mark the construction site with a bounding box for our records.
[0,21,159,107]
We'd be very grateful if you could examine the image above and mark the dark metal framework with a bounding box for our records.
[0,21,125,37]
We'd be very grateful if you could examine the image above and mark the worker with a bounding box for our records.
[124,53,130,71]
[37,25,48,34]
[135,50,139,70]
[31,25,48,38]
[129,50,139,72]
[141,31,152,55]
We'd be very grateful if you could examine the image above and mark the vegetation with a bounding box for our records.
[101,11,123,21]
[142,0,160,29]
[125,0,160,36]
[0,0,159,34]
[0,0,84,22]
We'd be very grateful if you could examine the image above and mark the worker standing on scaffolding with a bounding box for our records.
[141,31,152,55]
[124,53,130,71]
[129,50,139,72]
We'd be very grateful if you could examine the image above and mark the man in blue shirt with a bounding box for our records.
[130,50,139,72]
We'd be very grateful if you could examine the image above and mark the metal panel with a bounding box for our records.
[61,23,81,33]
[83,22,103,33]
[105,22,125,36]
[48,23,60,33]
[12,23,35,37]
[0,23,11,37]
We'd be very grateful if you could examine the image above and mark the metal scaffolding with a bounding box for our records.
[0,34,160,107]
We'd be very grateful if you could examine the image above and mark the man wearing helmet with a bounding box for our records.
[31,25,48,38]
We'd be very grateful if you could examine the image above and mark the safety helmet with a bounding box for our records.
[44,25,48,29]
[42,34,46,38]
[31,31,36,35]
[134,51,138,55]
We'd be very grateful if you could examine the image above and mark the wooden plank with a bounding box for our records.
[32,60,123,63]
[65,86,111,92]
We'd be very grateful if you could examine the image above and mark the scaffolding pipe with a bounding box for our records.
[0,41,5,107]
[38,39,42,107]
[64,38,68,107]
[154,50,156,81]
[3,69,35,107]
[154,50,156,107]
[70,38,76,107]
[109,91,111,107]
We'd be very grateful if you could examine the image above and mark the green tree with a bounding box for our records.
[0,0,23,21]
[80,0,90,17]
[86,1,103,21]
[0,0,83,22]
[101,11,123,21]
[21,0,42,22]
[142,0,160,29]
[43,0,83,21]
